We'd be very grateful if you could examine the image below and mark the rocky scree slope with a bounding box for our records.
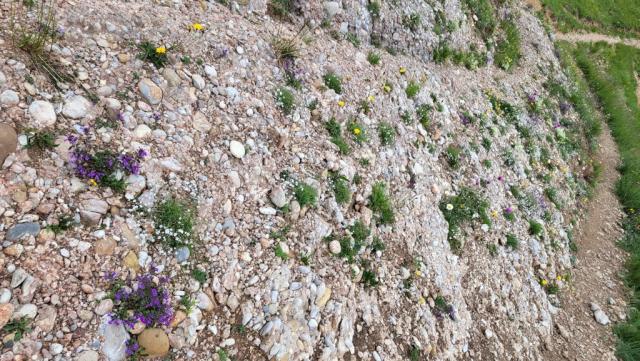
[0,0,599,360]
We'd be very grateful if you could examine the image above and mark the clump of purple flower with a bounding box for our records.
[106,271,173,329]
[68,143,147,192]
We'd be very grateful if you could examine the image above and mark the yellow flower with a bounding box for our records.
[418,297,426,305]
[353,127,361,135]
[556,275,562,281]
[399,67,407,74]
[191,23,204,31]
[414,270,422,277]
[338,100,346,107]
[368,95,375,102]
[541,279,548,286]
[383,85,391,93]
[88,179,98,187]
[155,46,166,54]
[491,210,498,218]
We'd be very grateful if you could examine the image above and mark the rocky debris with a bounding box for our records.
[591,303,611,325]
[0,123,17,164]
[0,0,603,359]
[0,89,19,106]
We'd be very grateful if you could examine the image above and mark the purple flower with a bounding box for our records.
[117,112,125,122]
[559,101,571,114]
[103,271,118,282]
[504,206,513,215]
[66,134,78,144]
[125,340,140,356]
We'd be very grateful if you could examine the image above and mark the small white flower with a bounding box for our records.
[446,203,454,211]
[481,224,489,232]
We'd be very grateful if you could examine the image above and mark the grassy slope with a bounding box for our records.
[541,0,640,37]
[569,41,640,361]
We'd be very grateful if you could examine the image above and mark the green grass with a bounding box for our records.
[24,129,56,150]
[154,198,195,248]
[325,118,351,155]
[268,0,294,18]
[416,104,431,129]
[323,72,343,94]
[274,243,289,260]
[506,234,519,250]
[528,219,544,236]
[275,87,295,115]
[445,144,462,169]
[138,41,168,68]
[2,317,31,342]
[405,81,420,98]
[47,214,74,234]
[369,182,395,225]
[462,0,496,39]
[541,0,640,37]
[350,220,370,243]
[191,269,207,284]
[378,123,396,146]
[367,1,380,18]
[495,20,521,71]
[439,187,490,252]
[330,172,351,205]
[294,182,318,207]
[402,13,421,32]
[563,41,640,360]
[367,51,381,65]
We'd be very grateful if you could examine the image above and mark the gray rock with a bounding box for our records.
[324,1,341,17]
[0,90,19,106]
[95,299,113,316]
[62,95,92,119]
[19,275,39,303]
[175,246,190,263]
[35,304,57,332]
[591,303,610,325]
[229,140,245,159]
[125,174,146,200]
[6,223,41,241]
[196,292,214,311]
[138,78,163,105]
[0,124,18,164]
[29,100,57,127]
[50,343,64,355]
[270,186,287,208]
[81,199,109,214]
[162,68,181,87]
[204,65,217,79]
[0,288,11,303]
[192,74,206,90]
[12,303,38,319]
[76,350,99,361]
[11,268,29,288]
[101,323,129,361]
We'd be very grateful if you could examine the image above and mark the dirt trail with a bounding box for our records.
[555,32,640,49]
[543,127,628,360]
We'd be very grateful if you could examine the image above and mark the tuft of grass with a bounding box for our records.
[405,81,420,98]
[378,123,396,146]
[408,345,422,361]
[275,86,295,115]
[402,13,421,32]
[439,187,490,252]
[138,41,168,69]
[350,220,371,243]
[371,236,386,252]
[294,182,318,207]
[323,72,343,94]
[367,51,381,65]
[271,35,300,61]
[346,33,361,47]
[506,234,519,249]
[268,0,295,18]
[369,182,395,225]
[544,187,562,208]
[2,317,31,342]
[47,214,74,234]
[528,220,544,237]
[274,243,289,260]
[24,129,56,150]
[154,198,195,248]
[495,20,521,71]
[325,118,351,155]
[347,120,367,144]
[367,1,380,18]
[191,268,208,284]
[445,144,462,169]
[361,262,379,288]
[179,294,197,314]
[330,172,351,205]
[416,104,431,129]
[462,0,496,39]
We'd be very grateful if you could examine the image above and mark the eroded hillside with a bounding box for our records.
[0,0,603,360]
